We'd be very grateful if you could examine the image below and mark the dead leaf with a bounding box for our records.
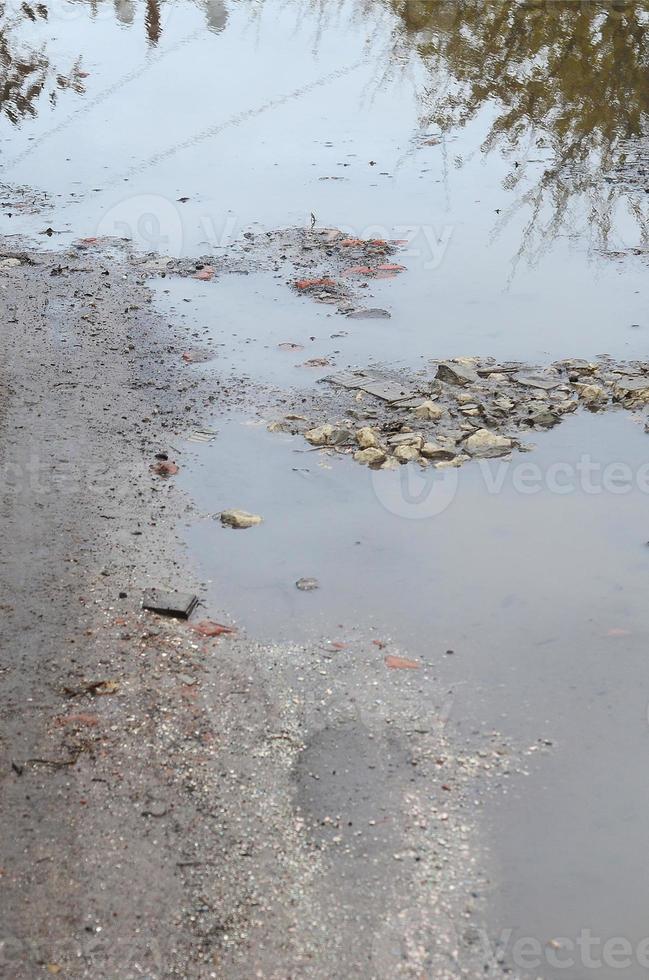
[384,655,419,670]
[150,461,179,477]
[344,265,374,276]
[372,639,386,649]
[340,238,363,247]
[56,713,99,727]
[194,266,214,281]
[78,236,98,245]
[607,628,631,637]
[192,620,237,637]
[47,966,62,975]
[295,277,336,290]
[375,263,406,278]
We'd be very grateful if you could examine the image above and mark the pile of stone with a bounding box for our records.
[268,356,649,470]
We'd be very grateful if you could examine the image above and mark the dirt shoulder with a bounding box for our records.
[0,244,214,976]
[0,243,519,979]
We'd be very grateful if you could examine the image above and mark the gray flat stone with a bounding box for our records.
[142,589,198,619]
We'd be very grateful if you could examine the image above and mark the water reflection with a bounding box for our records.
[1,0,648,258]
[0,2,87,123]
[388,0,649,256]
[0,0,229,124]
[64,0,228,39]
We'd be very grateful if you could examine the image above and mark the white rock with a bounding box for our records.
[413,400,444,421]
[220,509,263,529]
[435,454,470,468]
[394,445,421,463]
[556,399,578,414]
[354,447,386,466]
[421,442,456,461]
[305,424,335,446]
[356,426,380,449]
[465,428,512,458]
[387,433,424,449]
[574,383,607,406]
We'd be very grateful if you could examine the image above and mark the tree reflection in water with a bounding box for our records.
[0,0,228,124]
[1,0,648,259]
[386,0,649,259]
[0,2,86,124]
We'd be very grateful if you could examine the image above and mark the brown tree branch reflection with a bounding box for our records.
[0,0,229,125]
[0,1,87,123]
[387,0,649,258]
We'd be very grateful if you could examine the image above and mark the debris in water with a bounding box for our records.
[354,447,387,466]
[295,277,336,291]
[194,266,214,281]
[465,428,513,458]
[302,357,331,368]
[187,428,218,443]
[278,342,305,351]
[347,308,391,319]
[436,361,478,386]
[325,370,421,403]
[296,577,319,591]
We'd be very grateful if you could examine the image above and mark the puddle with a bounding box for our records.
[155,272,357,387]
[5,0,649,974]
[1,0,648,358]
[181,405,649,977]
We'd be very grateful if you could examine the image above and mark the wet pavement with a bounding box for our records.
[4,1,649,977]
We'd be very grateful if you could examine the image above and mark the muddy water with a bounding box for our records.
[4,0,649,976]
